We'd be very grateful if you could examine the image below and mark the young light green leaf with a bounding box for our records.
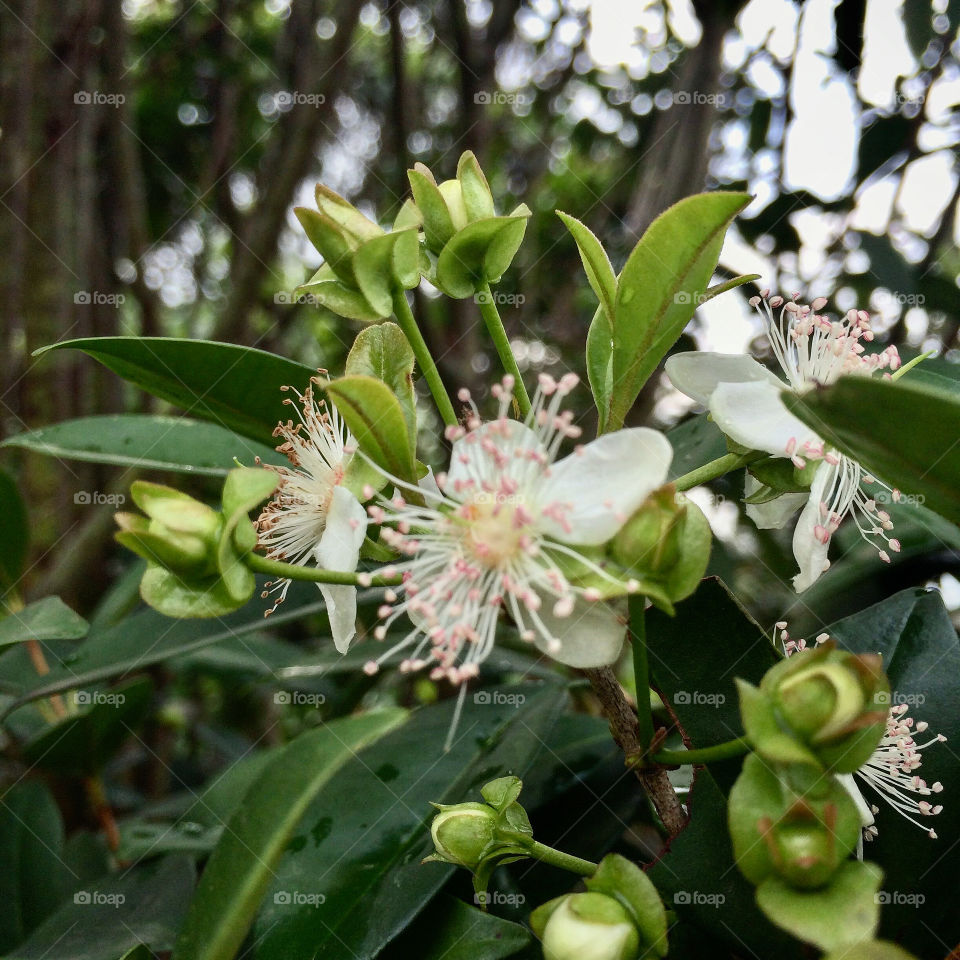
[345,323,417,458]
[325,375,417,484]
[296,264,384,322]
[171,709,407,960]
[784,376,960,525]
[435,215,530,298]
[352,229,421,315]
[557,211,617,323]
[608,192,751,430]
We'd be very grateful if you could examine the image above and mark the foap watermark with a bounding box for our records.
[875,891,925,907]
[673,291,710,306]
[674,691,726,707]
[274,691,326,707]
[876,291,925,309]
[74,690,126,708]
[74,291,125,306]
[74,91,125,107]
[474,891,526,907]
[674,891,725,907]
[474,90,529,106]
[874,489,924,507]
[474,690,526,707]
[474,290,525,307]
[874,691,926,708]
[273,890,326,907]
[74,891,125,907]
[275,292,320,306]
[672,90,728,107]
[275,91,326,108]
[74,491,126,506]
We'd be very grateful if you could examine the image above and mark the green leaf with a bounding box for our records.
[21,676,154,776]
[784,376,960,525]
[296,264,383,322]
[2,415,282,475]
[0,468,28,592]
[822,942,919,960]
[139,566,245,619]
[607,192,751,430]
[345,323,417,459]
[172,709,406,960]
[0,597,88,649]
[8,855,195,960]
[756,861,882,952]
[666,413,727,481]
[34,338,316,446]
[325,374,417,483]
[390,895,531,960]
[250,684,567,960]
[408,166,455,251]
[435,215,530,298]
[585,306,615,433]
[557,211,617,323]
[217,467,279,601]
[457,151,496,221]
[0,782,70,952]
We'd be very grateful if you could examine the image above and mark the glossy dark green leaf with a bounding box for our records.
[325,374,417,483]
[8,855,195,960]
[0,781,70,952]
[825,588,960,956]
[784,376,960,524]
[21,676,153,776]
[34,338,315,446]
[0,468,28,591]
[391,895,531,960]
[2,415,282,475]
[251,684,568,960]
[173,709,407,960]
[666,413,728,481]
[607,192,751,430]
[0,597,88,649]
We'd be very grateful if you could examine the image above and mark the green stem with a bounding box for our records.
[673,451,759,492]
[392,291,458,426]
[476,282,531,417]
[520,838,597,877]
[653,737,751,766]
[629,595,655,751]
[245,551,403,587]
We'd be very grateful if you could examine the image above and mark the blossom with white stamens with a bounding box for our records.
[666,292,903,591]
[255,376,367,652]
[361,373,673,683]
[779,626,945,845]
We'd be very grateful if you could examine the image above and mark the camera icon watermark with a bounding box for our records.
[274,691,326,707]
[473,690,526,707]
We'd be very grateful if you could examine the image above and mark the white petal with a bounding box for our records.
[743,475,807,530]
[418,465,443,502]
[314,485,367,652]
[836,773,876,830]
[711,380,821,457]
[792,464,832,593]
[445,419,544,501]
[537,428,673,546]
[665,352,783,406]
[533,597,627,668]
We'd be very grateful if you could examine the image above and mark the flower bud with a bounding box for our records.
[537,893,640,960]
[739,642,889,774]
[429,802,498,869]
[764,813,842,889]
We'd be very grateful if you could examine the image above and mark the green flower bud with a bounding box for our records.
[766,815,841,889]
[429,802,498,869]
[538,893,640,960]
[741,643,889,773]
[438,178,469,232]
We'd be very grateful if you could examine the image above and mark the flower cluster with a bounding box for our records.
[666,293,903,591]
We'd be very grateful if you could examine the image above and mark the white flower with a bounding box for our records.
[361,373,673,682]
[778,626,945,848]
[255,377,367,652]
[666,292,902,591]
